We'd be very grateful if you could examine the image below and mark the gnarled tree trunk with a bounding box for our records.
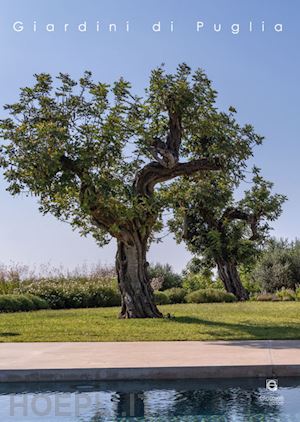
[216,259,249,300]
[116,233,163,319]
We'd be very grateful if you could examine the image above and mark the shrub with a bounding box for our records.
[0,295,23,312]
[253,240,300,292]
[0,294,49,312]
[154,291,170,305]
[253,290,298,302]
[186,289,236,304]
[254,293,279,302]
[26,294,50,309]
[276,288,296,301]
[15,295,37,311]
[149,263,182,290]
[0,280,21,295]
[164,288,187,304]
[16,279,121,309]
[182,273,224,292]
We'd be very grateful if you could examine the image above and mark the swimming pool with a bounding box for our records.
[0,377,299,421]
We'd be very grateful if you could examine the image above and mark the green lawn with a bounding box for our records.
[0,302,300,342]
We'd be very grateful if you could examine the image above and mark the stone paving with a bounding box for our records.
[0,340,299,382]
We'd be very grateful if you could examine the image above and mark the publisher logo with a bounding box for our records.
[266,379,278,391]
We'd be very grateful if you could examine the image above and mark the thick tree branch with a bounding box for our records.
[222,207,251,222]
[222,207,260,241]
[148,111,182,169]
[165,111,182,163]
[149,138,177,168]
[134,157,221,197]
[60,155,119,231]
[60,155,83,177]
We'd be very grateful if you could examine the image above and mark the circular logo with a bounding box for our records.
[266,379,278,391]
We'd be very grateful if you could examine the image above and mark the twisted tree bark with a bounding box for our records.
[116,234,162,318]
[60,115,222,318]
[216,258,249,300]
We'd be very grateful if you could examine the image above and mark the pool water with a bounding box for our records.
[0,377,300,421]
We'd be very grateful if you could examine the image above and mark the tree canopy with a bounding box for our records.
[167,169,286,299]
[0,65,262,242]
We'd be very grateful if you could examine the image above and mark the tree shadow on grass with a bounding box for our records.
[0,332,20,337]
[173,316,300,343]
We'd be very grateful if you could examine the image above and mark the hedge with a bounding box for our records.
[0,294,49,312]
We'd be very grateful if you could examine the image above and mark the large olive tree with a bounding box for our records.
[0,64,261,317]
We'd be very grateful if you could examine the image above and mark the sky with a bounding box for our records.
[0,0,299,273]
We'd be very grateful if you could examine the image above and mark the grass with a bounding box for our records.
[0,302,300,342]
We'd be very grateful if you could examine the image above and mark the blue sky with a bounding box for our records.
[0,0,299,272]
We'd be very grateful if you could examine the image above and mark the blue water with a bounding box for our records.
[0,377,300,421]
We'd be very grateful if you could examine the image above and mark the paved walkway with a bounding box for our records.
[0,340,300,382]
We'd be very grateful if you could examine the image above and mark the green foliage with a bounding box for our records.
[183,258,214,278]
[154,291,170,305]
[0,65,267,248]
[186,289,236,303]
[149,263,182,290]
[254,239,300,292]
[0,71,146,245]
[182,273,224,292]
[164,287,187,304]
[275,288,296,301]
[239,269,262,295]
[17,279,121,309]
[0,280,21,294]
[168,171,286,272]
[0,294,49,312]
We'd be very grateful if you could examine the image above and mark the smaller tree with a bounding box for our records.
[168,169,286,300]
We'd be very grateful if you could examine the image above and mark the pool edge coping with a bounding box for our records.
[1,364,300,383]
